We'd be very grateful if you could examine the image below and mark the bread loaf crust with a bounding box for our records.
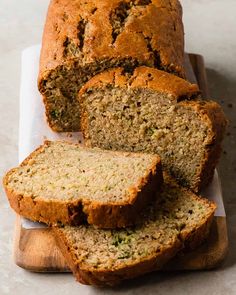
[3,141,163,228]
[79,67,227,192]
[38,0,185,131]
[39,0,185,78]
[80,67,199,99]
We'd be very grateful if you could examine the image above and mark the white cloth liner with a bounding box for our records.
[19,45,225,229]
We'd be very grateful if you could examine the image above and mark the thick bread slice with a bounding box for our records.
[38,0,185,131]
[3,141,163,228]
[53,173,216,287]
[79,67,227,192]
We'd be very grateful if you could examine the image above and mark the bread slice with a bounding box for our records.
[3,141,163,228]
[53,173,216,287]
[79,67,227,192]
[38,0,185,132]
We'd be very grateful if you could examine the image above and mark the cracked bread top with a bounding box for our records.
[39,0,185,80]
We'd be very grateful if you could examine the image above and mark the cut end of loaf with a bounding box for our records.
[39,59,140,131]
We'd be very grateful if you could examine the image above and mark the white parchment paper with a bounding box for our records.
[20,45,225,229]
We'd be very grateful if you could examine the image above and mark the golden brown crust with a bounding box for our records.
[52,175,216,287]
[3,141,163,228]
[38,0,185,82]
[79,67,199,99]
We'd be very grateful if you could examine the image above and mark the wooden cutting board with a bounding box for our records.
[13,53,228,273]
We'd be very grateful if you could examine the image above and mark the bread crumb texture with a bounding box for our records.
[80,67,227,192]
[54,173,215,286]
[5,141,157,203]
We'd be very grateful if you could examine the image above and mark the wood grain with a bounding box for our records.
[13,53,228,273]
[14,215,69,272]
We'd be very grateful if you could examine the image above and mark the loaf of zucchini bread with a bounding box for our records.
[38,0,185,131]
[53,173,216,286]
[79,67,227,192]
[3,141,163,228]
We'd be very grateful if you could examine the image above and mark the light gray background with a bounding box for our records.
[0,0,235,294]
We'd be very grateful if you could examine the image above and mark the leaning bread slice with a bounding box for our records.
[3,141,162,228]
[79,67,227,192]
[53,173,216,287]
